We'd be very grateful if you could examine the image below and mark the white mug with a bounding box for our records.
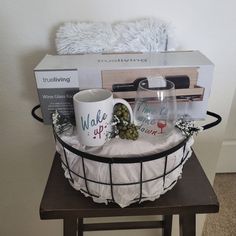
[73,89,133,147]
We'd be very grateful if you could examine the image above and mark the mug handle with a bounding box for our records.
[113,98,134,123]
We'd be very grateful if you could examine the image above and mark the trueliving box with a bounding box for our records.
[34,51,214,124]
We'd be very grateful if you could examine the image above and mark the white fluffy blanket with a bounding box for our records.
[56,18,176,54]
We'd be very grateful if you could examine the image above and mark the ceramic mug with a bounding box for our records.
[73,89,133,146]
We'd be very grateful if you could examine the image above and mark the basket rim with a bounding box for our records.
[54,128,190,164]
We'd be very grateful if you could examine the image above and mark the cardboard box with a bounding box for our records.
[34,51,214,124]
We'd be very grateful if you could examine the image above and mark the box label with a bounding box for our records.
[35,70,79,89]
[38,88,79,124]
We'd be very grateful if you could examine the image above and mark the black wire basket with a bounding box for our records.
[32,106,221,207]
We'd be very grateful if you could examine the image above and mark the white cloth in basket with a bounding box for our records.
[56,129,194,208]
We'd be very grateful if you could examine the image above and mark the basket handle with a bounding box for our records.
[31,104,43,123]
[31,104,222,129]
[202,111,222,130]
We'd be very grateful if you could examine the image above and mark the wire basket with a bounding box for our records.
[31,105,221,208]
[55,129,193,207]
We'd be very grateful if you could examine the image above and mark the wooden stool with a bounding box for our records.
[40,151,219,236]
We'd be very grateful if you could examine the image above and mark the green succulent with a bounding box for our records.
[113,104,139,141]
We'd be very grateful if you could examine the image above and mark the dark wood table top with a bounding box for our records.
[40,151,219,220]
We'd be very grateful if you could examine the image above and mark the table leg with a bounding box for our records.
[162,215,173,236]
[78,218,83,236]
[179,214,196,236]
[63,217,77,236]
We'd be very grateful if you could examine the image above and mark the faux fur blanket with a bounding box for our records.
[56,18,176,54]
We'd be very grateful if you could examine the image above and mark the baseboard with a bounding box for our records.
[216,140,236,173]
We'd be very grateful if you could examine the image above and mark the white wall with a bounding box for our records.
[0,0,235,235]
[216,88,236,172]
